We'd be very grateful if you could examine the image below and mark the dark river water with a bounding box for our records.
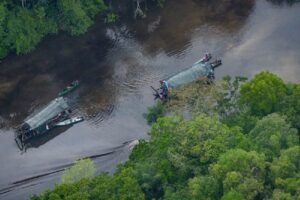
[0,0,300,199]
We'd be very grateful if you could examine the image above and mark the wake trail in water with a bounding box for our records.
[0,139,139,198]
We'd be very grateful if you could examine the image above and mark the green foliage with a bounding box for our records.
[61,158,96,184]
[48,193,62,200]
[224,72,300,133]
[90,167,144,200]
[249,113,298,160]
[143,102,165,124]
[58,0,93,36]
[7,8,46,54]
[279,83,300,130]
[210,149,266,200]
[240,71,286,115]
[0,0,106,60]
[129,114,252,199]
[222,107,259,133]
[104,13,119,24]
[82,0,107,17]
[271,189,293,200]
[188,175,219,200]
[163,186,190,200]
[270,146,300,198]
[221,190,244,200]
[34,6,58,35]
[32,72,300,200]
[157,0,166,8]
[34,167,144,200]
[169,115,250,174]
[0,3,9,59]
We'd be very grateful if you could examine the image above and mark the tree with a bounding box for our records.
[81,0,107,17]
[210,149,266,200]
[221,190,244,200]
[270,146,300,198]
[271,189,293,200]
[240,71,286,116]
[163,186,190,200]
[143,102,165,124]
[249,113,298,160]
[58,0,93,36]
[7,8,44,54]
[0,3,9,59]
[279,83,300,130]
[61,158,96,184]
[188,175,219,200]
[33,5,58,35]
[131,117,183,199]
[90,167,144,200]
[0,0,107,60]
[168,115,250,175]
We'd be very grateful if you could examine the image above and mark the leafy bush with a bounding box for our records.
[32,72,300,200]
[104,13,119,24]
[240,71,286,116]
[143,102,165,124]
[61,158,96,184]
[0,0,107,60]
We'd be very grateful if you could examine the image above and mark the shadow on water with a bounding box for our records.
[23,126,72,150]
[124,0,255,56]
[267,0,300,5]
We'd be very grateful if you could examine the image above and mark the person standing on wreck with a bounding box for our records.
[159,80,171,101]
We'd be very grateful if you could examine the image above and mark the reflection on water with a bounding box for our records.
[0,0,257,127]
[128,0,255,56]
[219,0,300,82]
[267,0,299,5]
[0,0,300,199]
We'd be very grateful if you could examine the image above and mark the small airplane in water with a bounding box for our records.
[15,80,83,150]
[151,53,222,101]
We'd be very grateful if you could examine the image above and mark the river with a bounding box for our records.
[0,0,299,199]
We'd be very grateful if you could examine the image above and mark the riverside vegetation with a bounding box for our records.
[31,71,300,200]
[0,0,169,61]
[0,0,298,60]
[0,0,107,59]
